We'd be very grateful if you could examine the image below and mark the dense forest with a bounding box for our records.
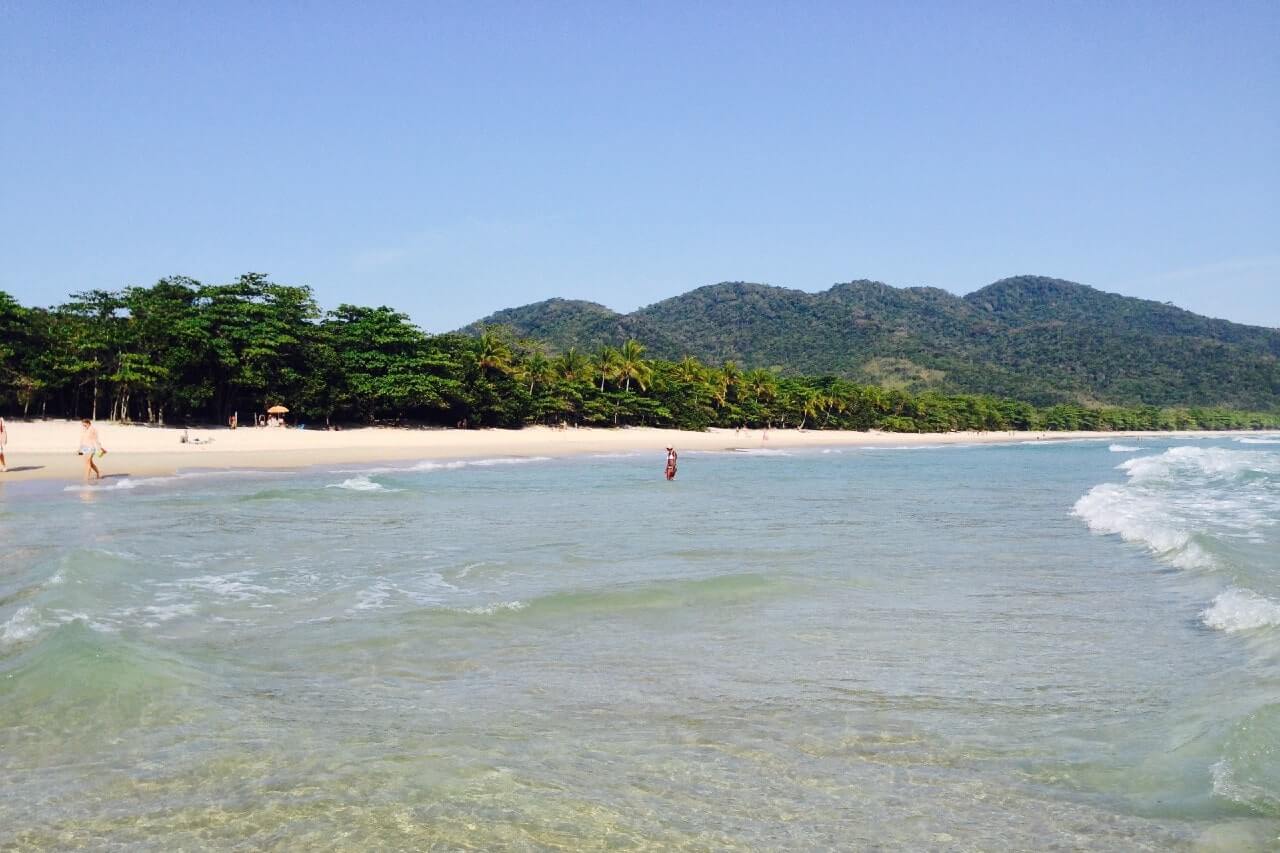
[468,275,1280,409]
[2,274,1278,433]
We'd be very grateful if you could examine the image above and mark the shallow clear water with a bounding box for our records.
[2,438,1278,850]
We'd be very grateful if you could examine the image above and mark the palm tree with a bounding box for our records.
[614,339,652,393]
[608,340,653,426]
[820,393,847,428]
[521,350,555,395]
[794,387,821,430]
[594,345,620,392]
[556,347,591,383]
[712,360,740,408]
[674,355,706,385]
[741,368,778,405]
[474,328,514,378]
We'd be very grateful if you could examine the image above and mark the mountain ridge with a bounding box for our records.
[461,275,1280,409]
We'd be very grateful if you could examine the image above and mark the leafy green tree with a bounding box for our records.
[320,305,462,422]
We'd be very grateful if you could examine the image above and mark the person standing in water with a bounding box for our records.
[78,418,106,482]
[665,446,678,481]
[0,415,8,472]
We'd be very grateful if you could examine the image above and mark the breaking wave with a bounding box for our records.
[326,475,397,492]
[1202,588,1280,633]
[1073,445,1280,633]
[339,456,553,475]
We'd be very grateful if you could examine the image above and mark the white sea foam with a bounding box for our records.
[1074,446,1280,574]
[341,456,552,475]
[61,469,291,493]
[64,476,165,492]
[349,581,396,613]
[1119,446,1280,480]
[1,605,42,646]
[326,475,395,492]
[454,561,504,580]
[141,603,198,625]
[0,606,116,646]
[1108,444,1141,452]
[152,572,286,602]
[466,456,552,467]
[409,456,552,471]
[1211,755,1280,811]
[1236,437,1280,445]
[1202,589,1280,633]
[45,610,115,634]
[1018,438,1103,446]
[454,600,526,615]
[1072,484,1212,568]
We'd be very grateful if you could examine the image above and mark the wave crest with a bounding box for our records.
[1074,445,1280,574]
[1,605,42,647]
[1203,589,1280,633]
[1119,446,1280,481]
[326,475,394,492]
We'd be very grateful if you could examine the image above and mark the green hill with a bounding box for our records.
[463,276,1280,409]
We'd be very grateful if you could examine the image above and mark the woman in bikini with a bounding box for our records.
[79,419,106,482]
[665,446,678,481]
[0,415,8,472]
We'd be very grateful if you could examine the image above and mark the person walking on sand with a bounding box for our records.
[0,415,8,472]
[665,446,678,481]
[78,418,106,482]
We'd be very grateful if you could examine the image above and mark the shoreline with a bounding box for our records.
[0,420,1261,486]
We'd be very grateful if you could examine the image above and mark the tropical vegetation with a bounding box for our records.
[2,275,1278,433]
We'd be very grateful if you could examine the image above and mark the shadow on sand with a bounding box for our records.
[2,466,45,473]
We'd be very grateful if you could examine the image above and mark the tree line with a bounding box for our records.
[2,275,1278,433]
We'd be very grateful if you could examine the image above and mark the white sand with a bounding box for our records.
[0,418,1222,484]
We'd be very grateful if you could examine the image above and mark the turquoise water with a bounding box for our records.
[2,438,1278,850]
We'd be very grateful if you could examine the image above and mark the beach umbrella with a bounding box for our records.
[268,405,289,414]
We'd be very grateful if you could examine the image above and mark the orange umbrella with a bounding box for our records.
[267,405,289,414]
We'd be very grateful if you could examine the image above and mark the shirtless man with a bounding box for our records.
[78,419,106,482]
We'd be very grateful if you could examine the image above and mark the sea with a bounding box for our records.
[2,435,1278,850]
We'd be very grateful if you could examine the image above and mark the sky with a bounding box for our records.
[1,1,1277,331]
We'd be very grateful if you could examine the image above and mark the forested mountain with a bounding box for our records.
[464,276,1280,408]
[472,298,680,355]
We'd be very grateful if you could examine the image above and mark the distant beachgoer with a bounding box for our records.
[78,418,105,482]
[665,446,678,481]
[0,415,8,472]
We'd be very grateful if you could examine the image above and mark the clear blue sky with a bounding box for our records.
[2,1,1277,330]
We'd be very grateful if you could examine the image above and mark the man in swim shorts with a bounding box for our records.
[79,418,106,482]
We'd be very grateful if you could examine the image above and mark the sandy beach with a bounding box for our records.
[0,419,1229,484]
